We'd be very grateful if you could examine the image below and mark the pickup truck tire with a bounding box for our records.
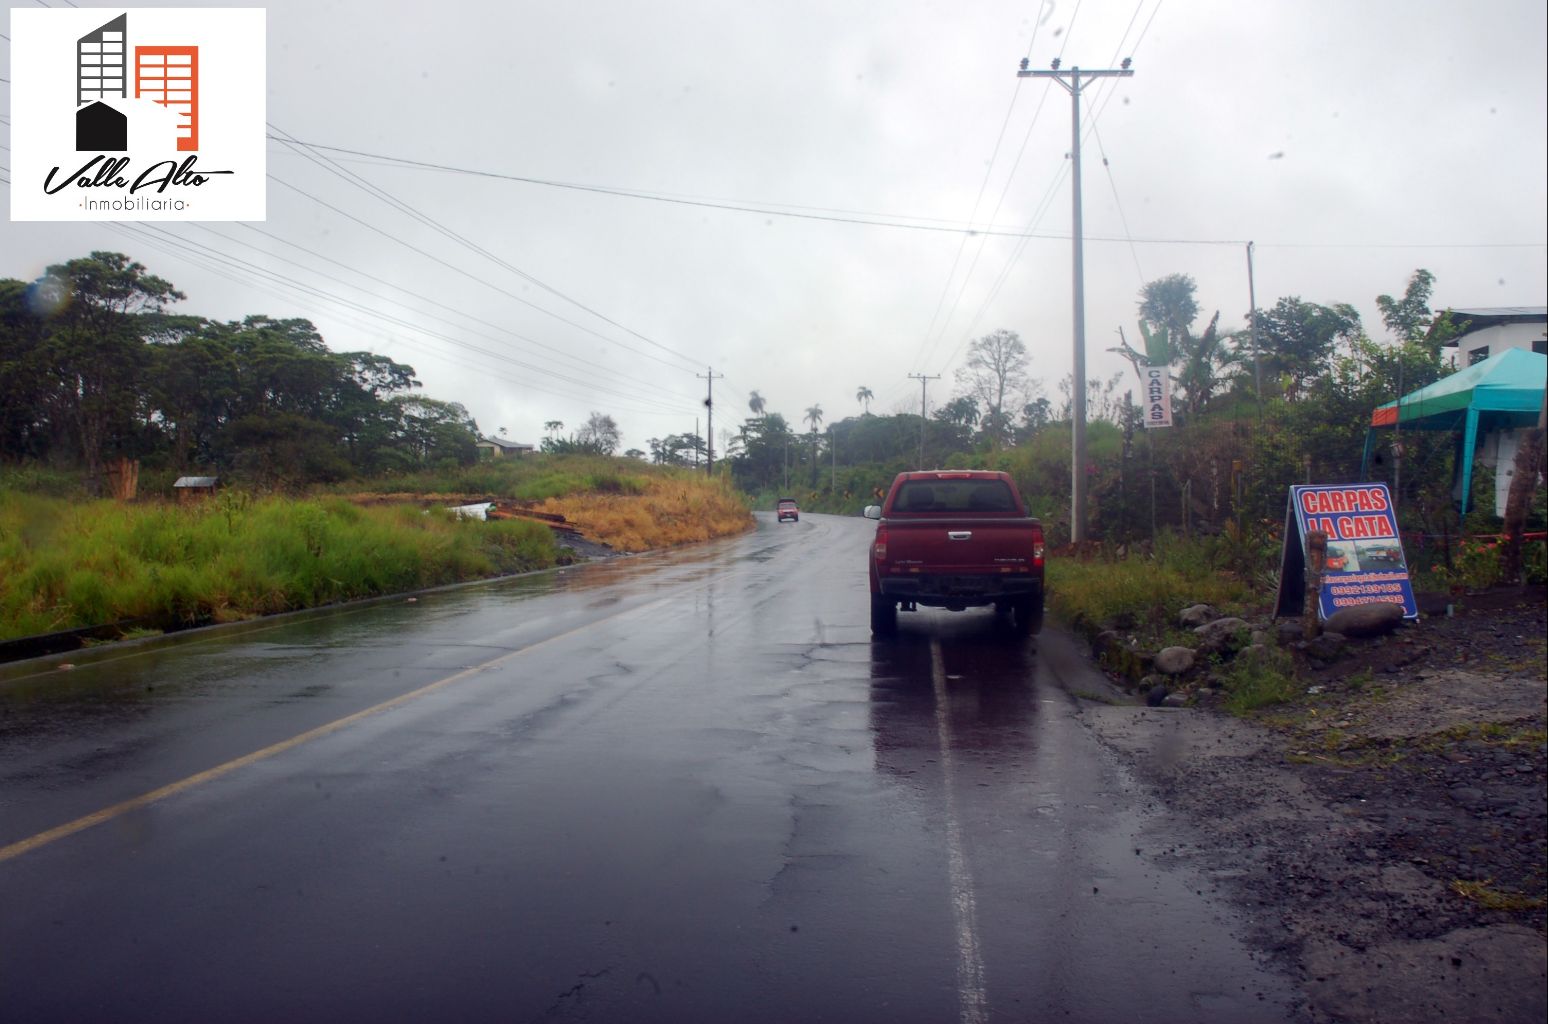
[870,596,897,636]
[1010,595,1044,636]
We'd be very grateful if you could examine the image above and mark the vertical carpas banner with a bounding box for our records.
[1142,365,1172,428]
[1275,483,1418,620]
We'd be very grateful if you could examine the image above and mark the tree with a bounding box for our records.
[1135,274,1230,421]
[1376,269,1436,343]
[575,411,621,455]
[544,420,564,434]
[936,395,980,429]
[37,252,184,491]
[1021,397,1053,434]
[388,396,479,467]
[729,413,794,491]
[646,432,705,467]
[1245,297,1361,400]
[954,329,1030,449]
[1173,313,1224,419]
[856,386,874,415]
[804,404,824,432]
[147,329,239,470]
[748,391,766,417]
[0,279,53,460]
[1138,273,1200,346]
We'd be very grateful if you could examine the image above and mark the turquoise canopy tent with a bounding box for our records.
[1361,348,1547,513]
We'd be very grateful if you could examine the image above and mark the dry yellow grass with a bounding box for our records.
[534,475,753,553]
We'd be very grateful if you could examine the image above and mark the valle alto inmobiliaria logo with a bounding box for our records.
[10,7,266,221]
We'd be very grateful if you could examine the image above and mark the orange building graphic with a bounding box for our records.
[135,46,200,151]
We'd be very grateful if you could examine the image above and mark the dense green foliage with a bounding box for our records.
[1,252,481,492]
[714,268,1543,588]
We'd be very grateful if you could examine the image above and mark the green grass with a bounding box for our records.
[324,454,651,503]
[1217,646,1301,714]
[1047,535,1260,631]
[0,491,563,639]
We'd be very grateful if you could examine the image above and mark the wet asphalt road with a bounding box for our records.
[0,513,1303,1023]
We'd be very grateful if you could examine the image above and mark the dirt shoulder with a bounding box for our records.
[1077,593,1547,1024]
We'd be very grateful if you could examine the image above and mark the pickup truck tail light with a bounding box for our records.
[874,524,888,562]
[1031,523,1045,568]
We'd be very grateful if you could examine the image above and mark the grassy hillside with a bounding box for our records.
[0,456,753,642]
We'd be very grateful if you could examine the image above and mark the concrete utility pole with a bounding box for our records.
[908,373,940,469]
[1246,241,1263,422]
[1018,57,1134,544]
[697,367,723,475]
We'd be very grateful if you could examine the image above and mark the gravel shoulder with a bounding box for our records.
[1076,592,1547,1024]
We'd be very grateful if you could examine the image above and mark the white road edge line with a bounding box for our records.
[931,637,989,1024]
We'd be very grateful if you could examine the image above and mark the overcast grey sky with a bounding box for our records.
[5,0,1546,453]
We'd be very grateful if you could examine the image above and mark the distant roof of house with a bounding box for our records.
[1442,306,1548,345]
[173,476,218,487]
[477,437,534,449]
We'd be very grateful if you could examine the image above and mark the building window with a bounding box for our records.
[1468,346,1489,366]
[1533,339,1547,355]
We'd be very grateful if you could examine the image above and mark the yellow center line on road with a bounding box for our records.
[0,596,673,866]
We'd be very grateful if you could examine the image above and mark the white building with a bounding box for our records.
[1442,307,1547,367]
[475,437,535,459]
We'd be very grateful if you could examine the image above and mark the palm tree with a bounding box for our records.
[748,391,766,417]
[803,404,824,432]
[855,386,873,415]
[543,420,564,434]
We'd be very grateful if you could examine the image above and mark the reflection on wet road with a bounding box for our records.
[0,514,1304,1022]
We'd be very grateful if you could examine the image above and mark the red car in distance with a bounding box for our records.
[776,498,799,523]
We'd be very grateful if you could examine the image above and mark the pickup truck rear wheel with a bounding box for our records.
[870,596,897,636]
[1011,595,1044,636]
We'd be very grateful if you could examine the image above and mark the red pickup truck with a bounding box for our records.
[863,470,1045,636]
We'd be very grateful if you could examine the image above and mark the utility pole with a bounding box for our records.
[908,373,940,469]
[1019,56,1134,544]
[1246,241,1262,422]
[697,367,723,475]
[830,428,837,493]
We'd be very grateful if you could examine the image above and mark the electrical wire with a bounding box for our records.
[907,0,1051,374]
[104,220,694,418]
[192,222,700,403]
[267,123,704,372]
[209,222,699,396]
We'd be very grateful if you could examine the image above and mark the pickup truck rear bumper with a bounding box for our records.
[877,575,1042,607]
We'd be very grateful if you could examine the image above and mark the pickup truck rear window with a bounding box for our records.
[893,480,1016,513]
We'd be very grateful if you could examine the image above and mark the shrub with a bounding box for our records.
[1218,646,1300,714]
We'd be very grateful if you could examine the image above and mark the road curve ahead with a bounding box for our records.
[0,513,1304,1023]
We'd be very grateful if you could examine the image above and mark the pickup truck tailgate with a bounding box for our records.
[878,517,1041,574]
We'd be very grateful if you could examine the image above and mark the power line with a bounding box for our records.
[191,222,699,403]
[265,172,706,375]
[104,221,692,417]
[267,124,703,371]
[908,0,1052,374]
[1091,117,1146,286]
[261,136,1546,252]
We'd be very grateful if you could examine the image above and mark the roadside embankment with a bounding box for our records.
[0,463,753,657]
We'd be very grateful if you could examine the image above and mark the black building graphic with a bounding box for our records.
[76,101,128,152]
[76,15,128,151]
